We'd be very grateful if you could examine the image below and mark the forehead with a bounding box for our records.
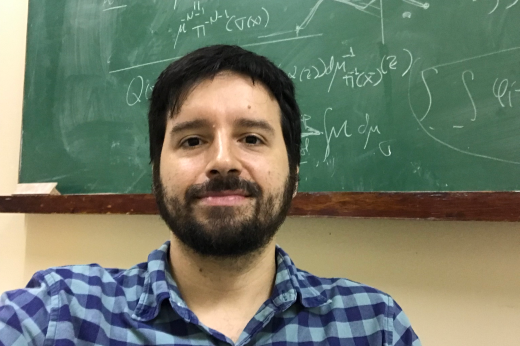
[171,72,282,126]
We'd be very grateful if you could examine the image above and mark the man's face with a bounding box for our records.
[155,72,296,258]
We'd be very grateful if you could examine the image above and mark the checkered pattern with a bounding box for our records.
[0,242,420,345]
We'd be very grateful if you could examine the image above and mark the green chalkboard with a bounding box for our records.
[20,0,520,194]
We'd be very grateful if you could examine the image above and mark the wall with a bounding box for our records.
[0,0,28,297]
[1,2,520,345]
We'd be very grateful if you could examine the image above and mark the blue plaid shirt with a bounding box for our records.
[0,241,420,346]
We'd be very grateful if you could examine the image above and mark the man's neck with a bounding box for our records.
[168,236,277,341]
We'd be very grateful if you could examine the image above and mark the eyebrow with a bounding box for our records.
[170,118,276,136]
[234,118,275,135]
[170,119,211,135]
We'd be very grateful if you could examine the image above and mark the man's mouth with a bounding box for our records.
[198,190,251,206]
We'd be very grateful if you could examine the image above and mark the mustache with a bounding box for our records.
[185,176,262,202]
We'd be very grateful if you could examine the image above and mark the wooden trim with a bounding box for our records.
[0,192,519,221]
[0,194,158,215]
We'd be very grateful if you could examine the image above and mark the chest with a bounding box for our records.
[199,316,247,343]
[46,302,388,346]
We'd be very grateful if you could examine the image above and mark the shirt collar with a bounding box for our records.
[131,241,329,322]
[132,241,184,322]
[272,245,330,309]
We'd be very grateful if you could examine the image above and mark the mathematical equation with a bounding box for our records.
[172,2,269,49]
[112,0,520,172]
[493,77,520,108]
[285,47,413,93]
[295,107,393,178]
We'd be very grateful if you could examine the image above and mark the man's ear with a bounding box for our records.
[292,166,299,198]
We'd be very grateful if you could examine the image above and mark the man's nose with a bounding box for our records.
[205,133,242,178]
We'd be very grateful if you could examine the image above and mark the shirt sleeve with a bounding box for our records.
[390,299,421,346]
[0,272,53,346]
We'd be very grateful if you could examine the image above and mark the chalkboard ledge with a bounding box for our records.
[0,192,519,221]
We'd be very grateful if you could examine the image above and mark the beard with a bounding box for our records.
[153,168,297,258]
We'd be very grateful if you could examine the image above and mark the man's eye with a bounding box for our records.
[182,137,202,147]
[243,135,262,145]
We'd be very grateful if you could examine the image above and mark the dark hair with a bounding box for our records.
[148,44,301,175]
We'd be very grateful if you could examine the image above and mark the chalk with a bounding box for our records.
[13,183,60,196]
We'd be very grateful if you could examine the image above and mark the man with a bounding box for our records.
[0,45,420,345]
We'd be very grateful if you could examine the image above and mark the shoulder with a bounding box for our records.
[0,262,149,345]
[275,245,396,313]
[294,268,408,328]
[2,261,151,317]
[296,268,393,307]
[1,262,149,323]
[30,261,149,297]
[294,269,421,345]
